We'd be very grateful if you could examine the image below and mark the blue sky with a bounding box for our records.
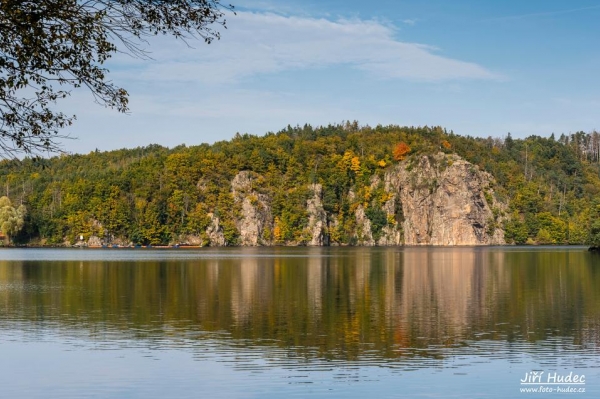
[63,0,600,153]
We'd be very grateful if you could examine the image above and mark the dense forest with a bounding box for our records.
[1,122,599,246]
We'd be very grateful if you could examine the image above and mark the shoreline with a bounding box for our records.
[2,244,593,249]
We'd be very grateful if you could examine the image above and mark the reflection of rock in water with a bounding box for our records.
[205,259,220,288]
[230,256,260,325]
[191,259,220,323]
[230,254,277,326]
[307,251,323,318]
[398,249,508,342]
[4,248,600,361]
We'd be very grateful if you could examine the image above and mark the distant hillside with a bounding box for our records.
[1,123,599,246]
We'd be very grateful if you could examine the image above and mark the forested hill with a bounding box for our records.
[1,123,600,246]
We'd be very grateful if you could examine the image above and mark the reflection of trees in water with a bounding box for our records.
[0,248,599,359]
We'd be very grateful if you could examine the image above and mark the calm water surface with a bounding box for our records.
[1,247,599,398]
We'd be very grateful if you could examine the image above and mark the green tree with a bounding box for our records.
[365,206,387,241]
[186,203,211,236]
[0,0,232,156]
[139,200,167,245]
[590,203,600,249]
[535,212,566,244]
[504,215,529,244]
[590,220,600,248]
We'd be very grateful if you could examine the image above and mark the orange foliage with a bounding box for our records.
[442,140,451,149]
[393,142,411,161]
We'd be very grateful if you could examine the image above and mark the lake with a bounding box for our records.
[0,246,599,398]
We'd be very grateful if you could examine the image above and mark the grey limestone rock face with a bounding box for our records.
[87,235,102,247]
[231,171,273,246]
[183,234,204,246]
[385,153,505,246]
[306,184,328,246]
[203,154,505,247]
[206,213,226,246]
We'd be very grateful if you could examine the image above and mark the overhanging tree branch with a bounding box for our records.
[0,0,234,157]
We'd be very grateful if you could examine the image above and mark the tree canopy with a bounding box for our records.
[0,123,599,247]
[0,0,232,157]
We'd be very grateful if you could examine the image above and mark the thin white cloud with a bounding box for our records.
[485,5,600,22]
[110,12,498,84]
[236,0,313,16]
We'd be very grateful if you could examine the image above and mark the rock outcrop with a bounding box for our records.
[231,171,272,246]
[187,154,505,247]
[183,234,204,246]
[354,204,375,246]
[306,184,328,246]
[87,235,102,247]
[206,213,226,246]
[386,153,505,245]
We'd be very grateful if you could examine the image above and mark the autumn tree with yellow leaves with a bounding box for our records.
[0,196,26,244]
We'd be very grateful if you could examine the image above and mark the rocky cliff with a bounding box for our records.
[231,171,273,246]
[182,153,505,247]
[306,184,328,246]
[386,153,505,245]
